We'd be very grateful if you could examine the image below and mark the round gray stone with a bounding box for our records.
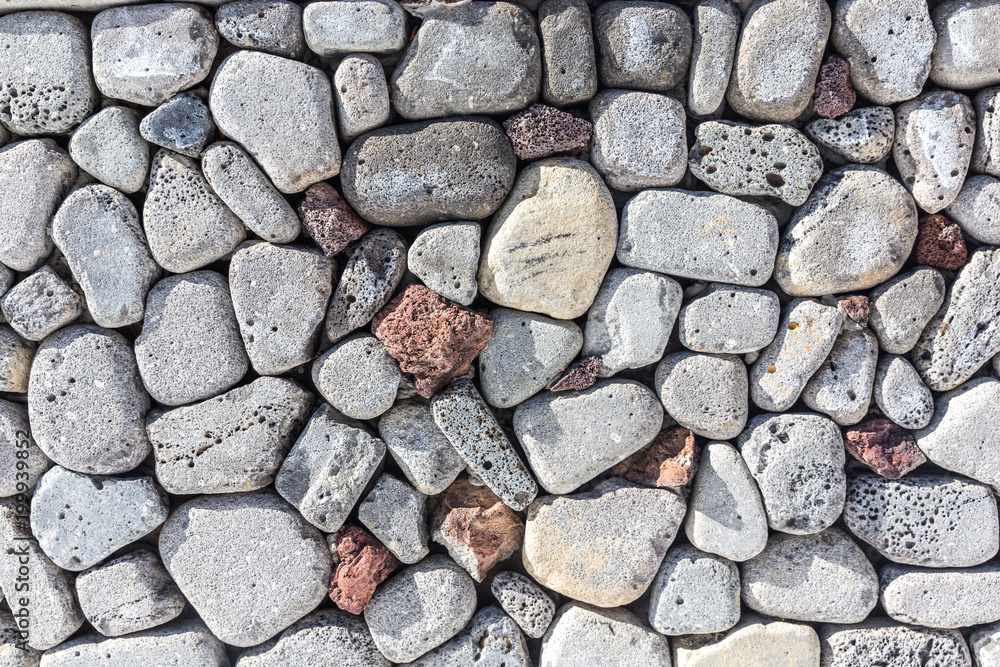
[648,544,740,636]
[805,106,895,165]
[679,284,780,354]
[38,620,228,667]
[235,609,390,667]
[688,0,740,116]
[868,266,946,354]
[377,401,465,496]
[881,562,1000,629]
[68,106,149,194]
[656,352,748,440]
[874,355,935,430]
[541,603,672,667]
[801,328,878,426]
[594,1,692,93]
[139,93,214,158]
[303,0,405,57]
[0,400,48,498]
[491,571,556,639]
[538,0,598,107]
[408,221,481,306]
[0,266,82,342]
[946,173,1000,244]
[931,0,1000,89]
[216,0,305,59]
[821,618,972,667]
[333,54,390,143]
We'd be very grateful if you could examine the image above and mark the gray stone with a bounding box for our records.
[0,267,81,342]
[364,555,477,663]
[648,544,740,636]
[92,4,219,106]
[583,268,681,376]
[39,620,228,666]
[358,473,428,564]
[313,336,399,417]
[512,379,662,495]
[135,271,249,406]
[210,50,341,193]
[749,299,842,412]
[143,149,246,273]
[523,479,685,607]
[973,622,1000,667]
[431,379,537,511]
[618,189,778,287]
[538,0,597,107]
[75,548,185,637]
[377,402,465,496]
[0,608,41,666]
[0,264,10,299]
[541,603,672,667]
[51,184,160,329]
[230,242,333,375]
[869,266,946,354]
[303,0,405,57]
[881,562,1000,628]
[30,466,168,571]
[491,571,555,639]
[67,106,149,194]
[820,618,972,667]
[805,106,896,164]
[216,0,305,59]
[688,0,740,116]
[0,400,48,498]
[874,355,935,430]
[202,141,301,244]
[674,614,821,667]
[974,86,1000,177]
[931,0,1000,89]
[0,140,77,272]
[276,403,386,532]
[594,1,692,93]
[589,90,686,191]
[656,352,748,440]
[159,491,331,647]
[28,325,151,475]
[139,93,214,158]
[679,284,780,354]
[801,328,878,425]
[341,117,515,227]
[0,328,37,393]
[235,609,390,667]
[334,54,390,143]
[843,471,999,567]
[946,174,1000,244]
[408,606,531,667]
[408,222,480,306]
[726,0,831,122]
[147,377,313,495]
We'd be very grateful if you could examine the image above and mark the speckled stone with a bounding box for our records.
[303,0,405,57]
[820,618,972,667]
[655,352,748,440]
[68,106,149,194]
[0,400,49,498]
[674,614,821,667]
[648,544,741,636]
[377,402,465,496]
[235,610,390,667]
[503,104,592,161]
[930,0,1000,89]
[868,266,946,355]
[538,0,598,107]
[915,214,968,270]
[541,603,672,666]
[880,562,1000,628]
[679,284,780,354]
[813,55,855,118]
[946,173,1000,244]
[845,417,926,480]
[313,335,400,420]
[491,571,556,639]
[334,54,391,143]
[216,0,305,59]
[801,328,878,425]
[974,86,1000,177]
[39,620,228,666]
[687,0,740,117]
[611,426,699,489]
[139,93,214,158]
[0,266,82,342]
[408,222,481,306]
[806,106,895,164]
[874,355,935,430]
[358,474,428,565]
[594,1,692,93]
[296,182,370,257]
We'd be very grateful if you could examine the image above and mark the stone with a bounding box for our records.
[648,544,741,636]
[92,4,219,106]
[975,86,1000,177]
[296,182,370,257]
[364,555,477,663]
[159,491,331,647]
[30,466,168,571]
[611,426,698,488]
[674,614,821,667]
[408,606,531,667]
[135,271,249,406]
[843,471,999,567]
[236,610,390,667]
[0,267,82,341]
[216,0,305,59]
[407,223,480,306]
[334,54,390,142]
[538,0,598,107]
[210,50,341,193]
[479,309,582,409]
[813,55,855,118]
[431,380,537,511]
[67,106,149,194]
[541,603,673,667]
[513,379,662,495]
[820,618,972,667]
[689,121,824,206]
[913,247,1000,391]
[688,0,740,116]
[915,214,968,270]
[834,295,870,329]
[303,0,405,56]
[398,0,471,16]
[931,0,1000,89]
[328,524,399,615]
[0,264,10,298]
[679,284,780,354]
[51,185,160,329]
[946,174,1000,244]
[0,400,48,497]
[0,140,77,272]
[619,189,778,287]
[880,562,1000,628]
[749,299,842,412]
[39,620,228,667]
[139,93,214,158]
[491,571,555,639]
[806,106,895,164]
[589,90,686,191]
[726,0,831,122]
[313,335,399,420]
[503,104,592,161]
[75,548,185,637]
[845,417,925,479]
[377,402,465,496]
[594,1,692,92]
[655,352,748,440]
[276,404,386,533]
[358,474,428,565]
[0,12,96,136]
[832,0,935,105]
[974,622,1000,667]
[522,479,685,607]
[873,355,935,430]
[0,609,42,666]
[775,165,918,296]
[550,356,601,392]
[28,325,150,475]
[868,266,946,354]
[801,328,878,425]
[147,377,312,495]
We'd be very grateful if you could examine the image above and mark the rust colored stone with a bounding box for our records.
[611,427,699,488]
[814,55,855,118]
[838,295,869,328]
[503,104,593,161]
[372,284,493,398]
[297,182,370,257]
[915,214,967,271]
[844,417,926,480]
[550,356,602,392]
[432,477,524,582]
[328,524,399,614]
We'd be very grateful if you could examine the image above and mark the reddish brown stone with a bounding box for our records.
[915,214,967,271]
[328,524,399,614]
[814,55,855,119]
[297,182,370,258]
[838,295,869,328]
[611,427,699,488]
[550,356,602,392]
[431,477,524,582]
[844,417,926,480]
[372,284,493,398]
[503,104,593,161]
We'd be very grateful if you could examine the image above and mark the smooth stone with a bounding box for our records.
[674,614,821,667]
[210,50,341,193]
[881,562,1000,628]
[618,189,778,287]
[236,609,389,667]
[946,174,1000,244]
[594,1,692,92]
[357,473,428,565]
[408,222,481,306]
[333,54,390,143]
[874,355,935,430]
[216,0,306,58]
[377,402,464,496]
[648,544,740,636]
[974,86,1000,177]
[491,571,556,639]
[138,93,214,158]
[820,618,972,667]
[679,284,780,354]
[656,352,748,440]
[538,0,598,107]
[28,325,150,475]
[38,620,228,666]
[522,479,685,607]
[0,267,82,342]
[801,328,878,425]
[407,606,531,667]
[805,106,895,164]
[67,106,149,194]
[1,328,37,393]
[513,379,663,495]
[931,0,1000,89]
[541,603,672,667]
[868,266,946,354]
[303,0,405,56]
[0,400,49,497]
[688,0,740,116]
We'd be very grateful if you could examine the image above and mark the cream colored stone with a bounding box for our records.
[673,614,821,667]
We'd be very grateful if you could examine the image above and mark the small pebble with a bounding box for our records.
[216,0,305,59]
[648,544,741,636]
[687,0,740,117]
[359,474,429,565]
[594,1,692,93]
[0,267,82,342]
[814,55,855,118]
[550,355,601,392]
[931,0,1000,89]
[334,55,390,144]
[313,335,400,420]
[67,106,149,194]
[407,222,481,306]
[611,426,699,488]
[503,103,592,161]
[407,606,532,667]
[868,266,946,354]
[541,603,672,666]
[328,524,399,615]
[40,620,228,666]
[844,417,926,479]
[881,562,1000,628]
[303,0,406,57]
[139,93,214,158]
[679,284,780,354]
[377,402,465,496]
[914,214,968,270]
[805,106,895,164]
[236,609,390,667]
[945,173,1000,244]
[674,614,820,667]
[296,182,370,257]
[0,400,49,497]
[801,328,878,425]
[538,0,598,106]
[491,571,555,639]
[656,352,748,440]
[820,618,972,667]
[873,355,935,429]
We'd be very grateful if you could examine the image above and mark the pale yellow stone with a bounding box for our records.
[674,614,820,667]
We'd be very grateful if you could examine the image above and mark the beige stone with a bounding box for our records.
[674,614,821,667]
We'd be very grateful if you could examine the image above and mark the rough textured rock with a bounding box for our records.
[674,614,821,667]
[688,0,740,116]
[974,86,1000,177]
[656,352,748,440]
[216,0,305,59]
[0,400,49,497]
[594,1,692,92]
[39,620,228,667]
[236,609,391,667]
[328,524,399,615]
[845,417,926,479]
[874,355,935,430]
[611,426,698,488]
[139,93,213,158]
[358,474,428,565]
[538,0,598,107]
[0,608,42,665]
[801,328,879,425]
[550,356,601,392]
[406,606,532,667]
[820,618,972,667]
[931,0,1000,89]
[503,104,592,161]
[915,214,968,270]
[67,106,149,194]
[869,266,946,354]
[313,335,400,420]
[813,55,855,118]
[491,571,555,639]
[541,603,672,667]
[880,562,1000,628]
[303,0,405,57]
[679,284,780,354]
[377,402,465,496]
[649,544,741,636]
[297,182,370,257]
[973,621,1000,667]
[407,222,480,306]
[0,266,82,342]
[806,106,896,164]
[946,173,1000,244]
[334,54,391,143]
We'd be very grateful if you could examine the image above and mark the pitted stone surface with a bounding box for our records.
[491,571,556,639]
[688,0,740,117]
[946,174,1000,244]
[801,328,879,425]
[805,106,895,164]
[594,1,692,93]
[820,618,972,667]
[539,0,598,107]
[648,544,741,636]
[874,355,935,430]
[655,352,748,440]
[541,603,673,667]
[378,402,465,496]
[869,266,946,354]
[216,0,305,59]
[880,562,1000,628]
[303,0,405,57]
[679,284,780,354]
[68,106,149,194]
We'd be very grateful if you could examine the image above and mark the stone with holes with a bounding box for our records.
[801,328,878,425]
[974,86,1000,177]
[874,355,934,430]
[648,544,740,636]
[813,55,855,118]
[0,400,48,497]
[594,1,691,93]
[915,214,968,271]
[538,0,598,107]
[973,622,1000,667]
[491,571,555,638]
[0,267,81,342]
[679,284,780,354]
[947,174,1000,244]
[327,524,399,615]
[377,402,465,496]
[139,93,214,158]
[688,0,740,117]
[656,352,748,440]
[0,609,42,666]
[503,104,592,161]
[845,417,925,480]
[408,222,481,306]
[68,106,149,194]
[806,106,895,165]
[216,0,305,59]
[334,54,390,143]
[297,182,370,257]
[408,606,531,667]
[820,618,972,667]
[880,562,1000,628]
